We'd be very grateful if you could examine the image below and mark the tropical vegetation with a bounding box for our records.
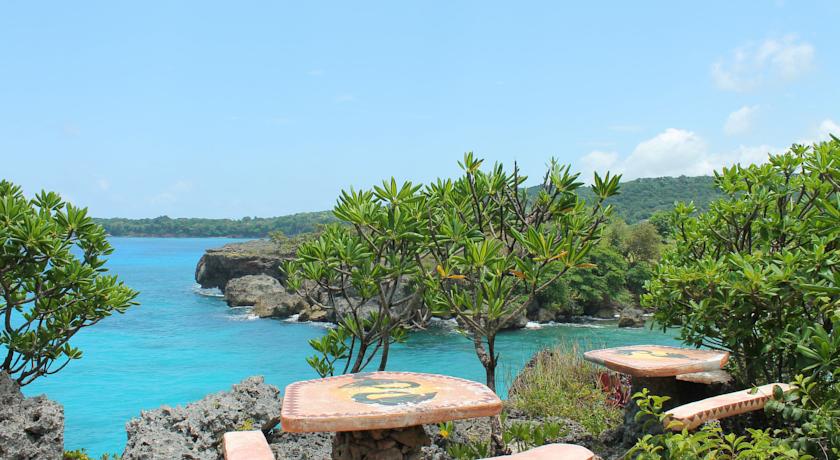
[0,181,138,386]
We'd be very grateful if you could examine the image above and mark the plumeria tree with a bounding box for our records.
[284,179,427,376]
[1,181,138,386]
[422,154,620,393]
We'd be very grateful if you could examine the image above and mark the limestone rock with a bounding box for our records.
[195,239,294,292]
[617,308,645,328]
[225,275,285,307]
[0,372,64,460]
[252,289,310,318]
[123,376,282,460]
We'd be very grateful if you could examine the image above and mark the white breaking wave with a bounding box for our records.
[192,284,224,298]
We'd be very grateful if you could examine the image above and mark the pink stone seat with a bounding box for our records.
[281,371,502,433]
[222,430,274,460]
[583,345,729,377]
[664,383,791,431]
[483,443,596,459]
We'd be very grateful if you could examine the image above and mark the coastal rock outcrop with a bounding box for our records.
[123,376,282,460]
[225,274,285,306]
[0,372,64,460]
[617,308,645,328]
[195,240,293,292]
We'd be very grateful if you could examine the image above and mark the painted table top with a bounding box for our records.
[583,345,729,377]
[280,371,502,433]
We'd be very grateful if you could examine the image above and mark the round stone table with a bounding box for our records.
[583,345,730,445]
[281,371,502,460]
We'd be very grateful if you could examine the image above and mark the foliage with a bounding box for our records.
[423,154,619,394]
[573,175,722,223]
[767,306,840,457]
[624,222,662,263]
[94,211,335,238]
[284,179,426,375]
[563,245,629,314]
[627,390,807,460]
[1,181,138,386]
[507,344,622,435]
[445,417,566,460]
[63,449,121,460]
[645,139,840,386]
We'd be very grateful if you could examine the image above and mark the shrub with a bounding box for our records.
[508,344,622,435]
[645,139,839,386]
[627,391,807,460]
[1,181,138,386]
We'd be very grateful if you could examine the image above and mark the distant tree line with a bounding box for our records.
[95,176,720,238]
[95,212,335,238]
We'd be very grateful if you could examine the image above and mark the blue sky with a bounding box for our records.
[1,1,838,218]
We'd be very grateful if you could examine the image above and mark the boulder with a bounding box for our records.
[0,372,64,460]
[123,376,282,460]
[252,290,310,319]
[298,304,333,323]
[617,308,645,328]
[225,275,285,307]
[195,240,294,292]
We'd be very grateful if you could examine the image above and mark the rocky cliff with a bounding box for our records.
[195,240,293,292]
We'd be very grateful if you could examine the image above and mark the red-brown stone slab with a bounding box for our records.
[281,371,502,433]
[483,443,596,460]
[583,345,729,377]
[222,430,274,460]
[664,383,791,431]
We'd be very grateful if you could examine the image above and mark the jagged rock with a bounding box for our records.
[617,308,645,328]
[267,431,332,460]
[0,372,64,460]
[225,275,285,307]
[123,376,282,460]
[502,311,529,330]
[195,240,294,292]
[252,289,310,318]
[298,304,333,322]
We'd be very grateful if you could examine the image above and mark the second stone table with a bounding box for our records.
[281,371,503,460]
[583,344,731,445]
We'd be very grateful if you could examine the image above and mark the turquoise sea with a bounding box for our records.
[22,237,679,456]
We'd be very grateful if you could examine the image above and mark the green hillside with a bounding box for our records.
[96,175,720,237]
[95,211,336,238]
[576,175,720,223]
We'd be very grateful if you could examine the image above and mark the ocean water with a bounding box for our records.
[22,237,679,456]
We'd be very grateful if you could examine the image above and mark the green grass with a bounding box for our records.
[507,343,622,436]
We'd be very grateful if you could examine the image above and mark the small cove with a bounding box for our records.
[23,237,679,456]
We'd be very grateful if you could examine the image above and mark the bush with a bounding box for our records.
[627,391,807,460]
[645,139,839,386]
[1,181,138,386]
[508,344,622,435]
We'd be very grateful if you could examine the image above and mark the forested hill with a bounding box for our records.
[576,175,720,222]
[96,175,720,237]
[95,211,336,238]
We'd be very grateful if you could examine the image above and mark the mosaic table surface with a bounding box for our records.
[583,344,729,377]
[280,371,502,432]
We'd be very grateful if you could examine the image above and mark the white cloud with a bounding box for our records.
[336,94,356,103]
[724,105,759,136]
[818,119,840,140]
[799,118,840,145]
[97,178,111,191]
[579,128,779,181]
[712,35,814,91]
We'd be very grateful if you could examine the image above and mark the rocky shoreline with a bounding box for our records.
[195,239,646,329]
[119,375,621,460]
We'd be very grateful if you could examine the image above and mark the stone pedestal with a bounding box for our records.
[332,425,430,460]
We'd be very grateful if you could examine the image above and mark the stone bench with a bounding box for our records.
[222,430,274,460]
[484,443,596,459]
[664,383,791,431]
